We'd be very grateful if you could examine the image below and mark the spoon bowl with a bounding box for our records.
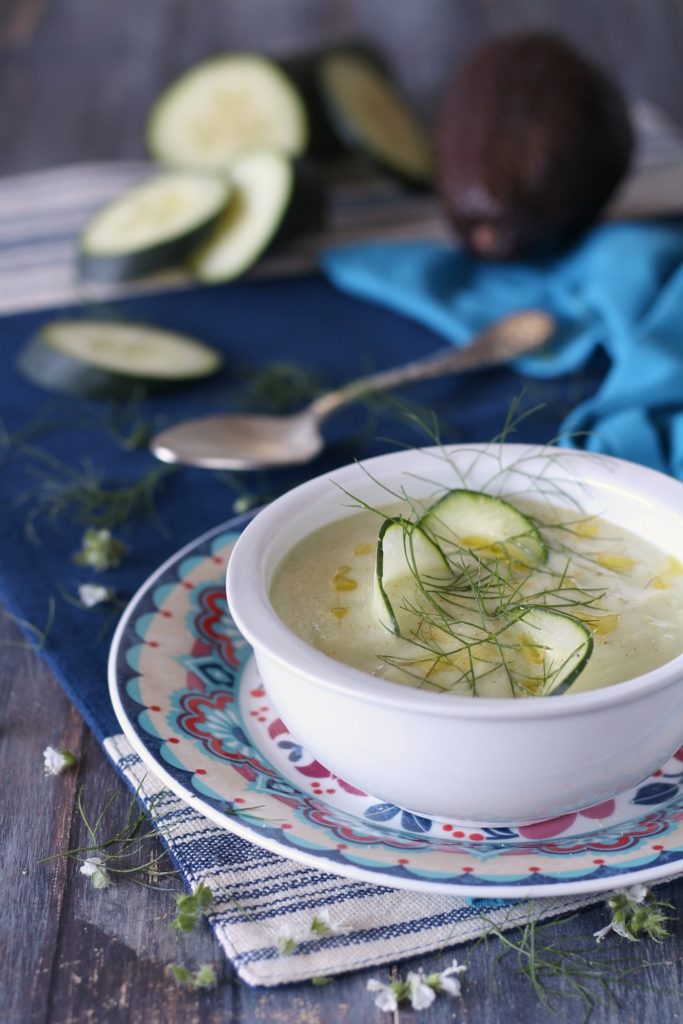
[152,411,323,470]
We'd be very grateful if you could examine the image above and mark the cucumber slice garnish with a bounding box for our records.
[190,150,325,283]
[17,320,222,397]
[420,489,547,568]
[373,493,592,696]
[147,54,308,170]
[504,606,593,696]
[79,171,231,282]
[319,50,433,187]
[374,518,451,635]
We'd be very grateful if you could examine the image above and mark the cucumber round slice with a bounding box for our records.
[374,518,451,635]
[283,43,390,158]
[79,171,231,282]
[420,489,547,568]
[319,50,433,187]
[506,606,593,696]
[147,54,308,170]
[190,150,325,283]
[17,320,222,397]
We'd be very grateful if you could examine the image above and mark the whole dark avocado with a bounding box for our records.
[436,33,634,259]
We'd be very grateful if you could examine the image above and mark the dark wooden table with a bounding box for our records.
[1,2,682,1020]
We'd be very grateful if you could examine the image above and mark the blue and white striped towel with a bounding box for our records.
[104,735,602,986]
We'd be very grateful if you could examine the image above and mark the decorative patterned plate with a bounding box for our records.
[109,517,683,897]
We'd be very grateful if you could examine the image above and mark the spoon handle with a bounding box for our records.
[309,311,553,422]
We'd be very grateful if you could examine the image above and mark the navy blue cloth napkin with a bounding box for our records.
[0,276,603,743]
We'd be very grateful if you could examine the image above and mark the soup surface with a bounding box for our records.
[270,498,683,698]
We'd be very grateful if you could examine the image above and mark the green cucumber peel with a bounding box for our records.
[504,604,593,696]
[419,488,547,568]
[374,517,451,636]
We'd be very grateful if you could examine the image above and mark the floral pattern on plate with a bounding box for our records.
[109,518,683,897]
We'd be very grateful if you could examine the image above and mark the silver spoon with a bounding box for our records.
[150,310,554,471]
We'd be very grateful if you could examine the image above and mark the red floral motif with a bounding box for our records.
[268,719,288,740]
[194,586,239,667]
[267,718,365,794]
[531,815,667,854]
[176,691,276,778]
[518,800,616,840]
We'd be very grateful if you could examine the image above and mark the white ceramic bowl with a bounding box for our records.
[227,444,683,823]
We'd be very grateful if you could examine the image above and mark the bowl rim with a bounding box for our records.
[226,442,683,720]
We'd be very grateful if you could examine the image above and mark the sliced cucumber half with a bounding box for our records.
[420,489,547,568]
[17,320,222,397]
[504,606,593,696]
[319,50,433,187]
[374,518,451,635]
[147,54,308,170]
[79,171,231,282]
[191,150,325,283]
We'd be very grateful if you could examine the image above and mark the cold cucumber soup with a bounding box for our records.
[270,488,683,699]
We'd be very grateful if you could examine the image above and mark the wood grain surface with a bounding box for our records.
[1,1,682,1020]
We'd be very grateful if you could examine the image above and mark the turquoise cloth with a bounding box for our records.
[323,222,683,477]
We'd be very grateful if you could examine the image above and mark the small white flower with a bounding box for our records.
[436,959,467,996]
[276,921,309,955]
[625,883,649,905]
[80,856,111,889]
[309,908,349,937]
[367,979,399,1012]
[232,496,253,515]
[594,918,635,943]
[43,746,76,776]
[593,923,612,943]
[407,971,437,1010]
[367,960,467,1013]
[77,583,114,608]
[611,920,633,940]
[596,884,654,943]
[73,528,127,571]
